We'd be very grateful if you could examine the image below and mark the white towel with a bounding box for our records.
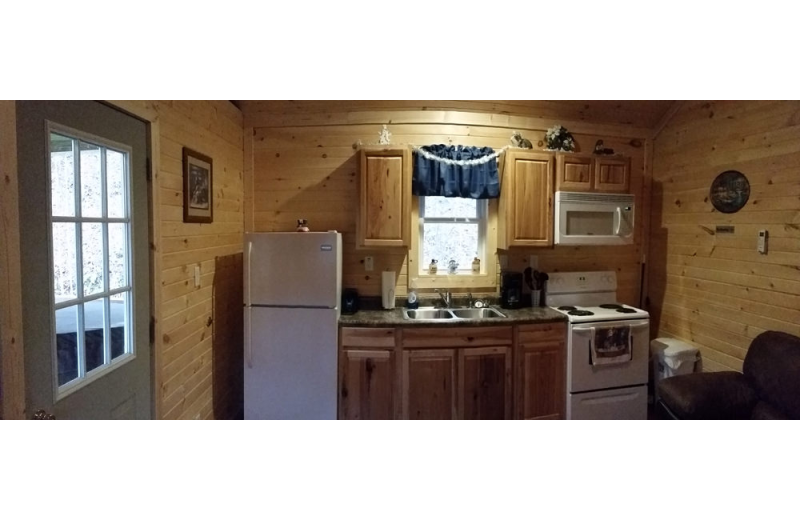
[590,326,632,366]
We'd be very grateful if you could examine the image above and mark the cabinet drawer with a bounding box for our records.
[517,322,566,346]
[340,327,396,348]
[401,326,512,348]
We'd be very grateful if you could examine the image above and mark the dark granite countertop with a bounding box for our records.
[339,306,566,328]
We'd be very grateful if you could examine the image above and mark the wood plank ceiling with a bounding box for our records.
[233,101,676,130]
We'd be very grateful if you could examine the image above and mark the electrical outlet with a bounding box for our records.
[364,256,374,271]
[194,265,201,288]
[528,255,539,270]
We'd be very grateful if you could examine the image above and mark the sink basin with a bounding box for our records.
[450,307,507,319]
[404,308,454,320]
[402,306,507,321]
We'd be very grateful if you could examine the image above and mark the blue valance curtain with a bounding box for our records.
[412,144,500,199]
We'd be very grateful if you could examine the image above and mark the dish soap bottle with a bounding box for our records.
[406,278,419,309]
[472,257,481,273]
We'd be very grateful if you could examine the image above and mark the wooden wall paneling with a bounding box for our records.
[0,101,25,419]
[243,127,255,232]
[241,101,669,135]
[649,100,800,372]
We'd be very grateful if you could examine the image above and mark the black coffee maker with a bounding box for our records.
[341,288,359,315]
[500,271,523,309]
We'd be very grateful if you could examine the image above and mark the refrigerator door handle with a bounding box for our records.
[245,307,253,369]
[246,240,253,307]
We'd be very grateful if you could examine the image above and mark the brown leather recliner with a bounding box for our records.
[657,331,800,420]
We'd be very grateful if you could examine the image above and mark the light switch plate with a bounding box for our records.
[758,229,768,254]
[364,256,374,271]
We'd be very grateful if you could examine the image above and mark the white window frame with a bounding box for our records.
[418,196,488,276]
[46,121,136,401]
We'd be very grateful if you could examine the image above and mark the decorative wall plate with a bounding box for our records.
[710,170,750,213]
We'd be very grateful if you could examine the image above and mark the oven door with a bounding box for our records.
[567,319,649,393]
[555,200,634,245]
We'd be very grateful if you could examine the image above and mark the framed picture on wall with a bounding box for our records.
[183,147,213,223]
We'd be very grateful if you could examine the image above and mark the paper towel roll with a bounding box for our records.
[381,271,396,309]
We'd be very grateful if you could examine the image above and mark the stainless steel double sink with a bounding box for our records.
[402,307,507,321]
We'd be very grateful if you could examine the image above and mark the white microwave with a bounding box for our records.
[554,191,634,245]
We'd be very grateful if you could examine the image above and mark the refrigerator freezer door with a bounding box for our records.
[244,306,338,419]
[245,232,341,308]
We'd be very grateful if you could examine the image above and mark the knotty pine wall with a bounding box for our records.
[649,101,800,372]
[124,101,244,419]
[242,103,650,306]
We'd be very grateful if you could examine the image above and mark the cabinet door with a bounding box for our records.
[516,323,566,420]
[458,346,512,420]
[501,150,554,247]
[402,349,457,419]
[340,349,395,420]
[555,154,593,192]
[358,147,411,247]
[593,156,630,193]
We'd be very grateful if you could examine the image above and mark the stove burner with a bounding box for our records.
[599,304,624,309]
[558,306,577,311]
[568,310,595,316]
[616,308,637,314]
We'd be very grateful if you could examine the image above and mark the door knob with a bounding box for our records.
[32,409,56,420]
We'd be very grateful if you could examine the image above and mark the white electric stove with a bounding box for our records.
[546,271,650,420]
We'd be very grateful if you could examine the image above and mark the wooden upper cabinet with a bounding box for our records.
[555,154,593,192]
[339,349,396,420]
[499,150,554,248]
[593,156,630,193]
[357,146,411,248]
[555,153,630,193]
[402,349,457,419]
[458,346,512,420]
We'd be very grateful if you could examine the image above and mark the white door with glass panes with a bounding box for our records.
[17,101,151,419]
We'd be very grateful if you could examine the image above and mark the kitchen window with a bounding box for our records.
[418,196,488,276]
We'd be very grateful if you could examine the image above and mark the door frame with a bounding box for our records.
[0,100,162,419]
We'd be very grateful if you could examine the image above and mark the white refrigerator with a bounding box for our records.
[244,232,342,419]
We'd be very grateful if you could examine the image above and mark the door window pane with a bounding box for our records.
[108,223,127,290]
[107,149,126,218]
[110,292,129,360]
[82,223,104,296]
[80,142,102,218]
[50,133,75,217]
[49,125,133,393]
[55,305,79,386]
[52,223,78,302]
[84,298,106,373]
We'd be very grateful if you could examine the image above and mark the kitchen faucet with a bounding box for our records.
[435,289,452,308]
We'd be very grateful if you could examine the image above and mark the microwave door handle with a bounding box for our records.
[614,207,622,236]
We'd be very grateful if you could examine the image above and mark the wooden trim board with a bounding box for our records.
[0,101,25,419]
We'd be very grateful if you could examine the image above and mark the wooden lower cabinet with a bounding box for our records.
[339,323,565,419]
[458,347,512,420]
[516,323,567,419]
[402,349,457,419]
[339,349,396,420]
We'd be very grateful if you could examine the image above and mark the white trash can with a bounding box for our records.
[650,338,700,402]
